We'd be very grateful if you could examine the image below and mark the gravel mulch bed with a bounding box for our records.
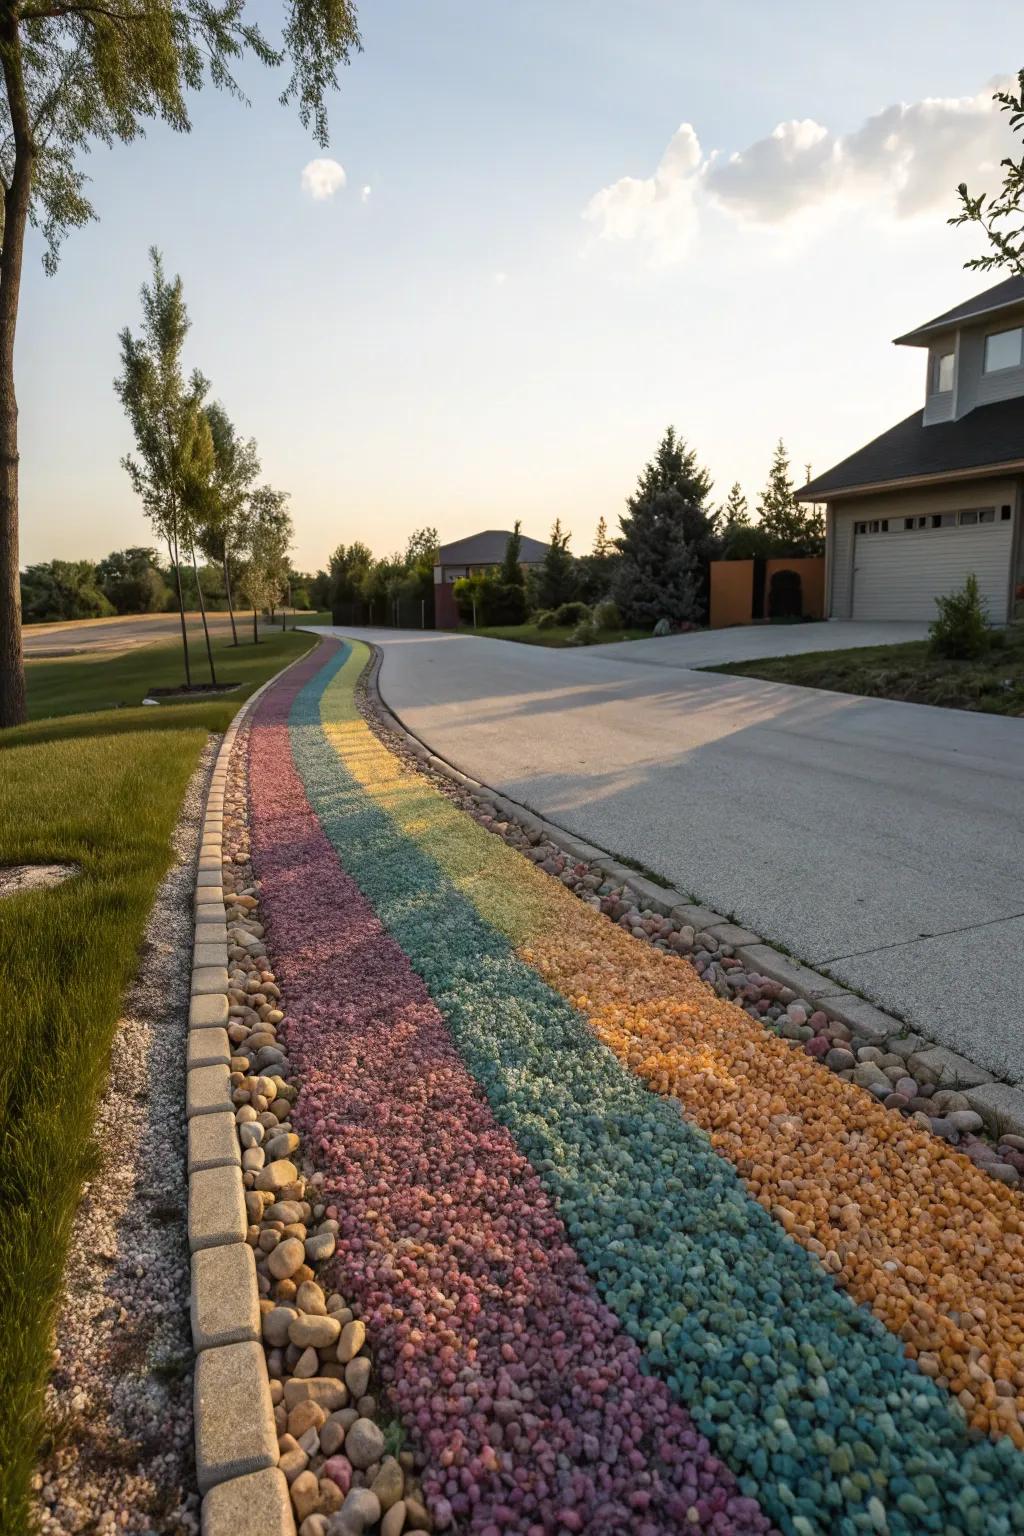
[246,640,771,1536]
[30,744,215,1536]
[285,638,1024,1528]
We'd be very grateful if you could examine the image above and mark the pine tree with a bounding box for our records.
[500,520,525,587]
[719,482,753,558]
[536,518,578,609]
[593,516,613,556]
[756,440,825,556]
[613,427,716,626]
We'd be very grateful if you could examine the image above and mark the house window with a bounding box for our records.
[959,510,978,526]
[904,517,914,530]
[979,509,995,523]
[933,351,955,392]
[983,326,1023,372]
[1001,505,1012,519]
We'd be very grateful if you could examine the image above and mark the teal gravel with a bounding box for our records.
[292,643,1024,1536]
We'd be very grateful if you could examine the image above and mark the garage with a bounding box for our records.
[850,508,1015,622]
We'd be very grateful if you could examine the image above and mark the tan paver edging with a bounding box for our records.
[358,640,1024,1158]
[187,654,313,1536]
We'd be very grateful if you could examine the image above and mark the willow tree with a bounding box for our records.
[0,0,361,726]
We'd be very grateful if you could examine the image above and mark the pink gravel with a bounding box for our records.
[246,644,772,1535]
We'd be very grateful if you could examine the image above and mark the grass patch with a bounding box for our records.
[460,622,650,648]
[707,625,1024,715]
[0,626,317,1532]
[26,625,315,720]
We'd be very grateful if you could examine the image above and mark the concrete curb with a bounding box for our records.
[357,639,1024,1149]
[187,655,311,1536]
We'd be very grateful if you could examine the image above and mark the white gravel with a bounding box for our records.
[32,740,217,1536]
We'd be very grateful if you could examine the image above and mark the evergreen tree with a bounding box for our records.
[719,482,754,559]
[500,521,525,587]
[613,427,716,626]
[593,515,613,556]
[756,440,825,556]
[536,518,578,609]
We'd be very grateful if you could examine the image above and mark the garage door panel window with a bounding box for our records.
[861,507,1002,534]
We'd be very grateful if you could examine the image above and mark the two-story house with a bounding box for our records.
[798,274,1024,624]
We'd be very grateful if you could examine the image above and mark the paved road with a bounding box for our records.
[23,611,310,657]
[317,625,1024,1084]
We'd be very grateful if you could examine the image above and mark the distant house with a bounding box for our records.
[434,528,548,629]
[799,275,1024,623]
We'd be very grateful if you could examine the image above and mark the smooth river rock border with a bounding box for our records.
[186,664,303,1536]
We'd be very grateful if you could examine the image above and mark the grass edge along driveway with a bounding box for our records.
[707,625,1024,716]
[0,626,316,1534]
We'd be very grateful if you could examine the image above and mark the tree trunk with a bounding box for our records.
[191,545,217,685]
[252,605,259,644]
[168,521,191,688]
[222,549,238,645]
[0,18,33,727]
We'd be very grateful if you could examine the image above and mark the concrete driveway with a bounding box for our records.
[586,620,929,669]
[316,625,1024,1084]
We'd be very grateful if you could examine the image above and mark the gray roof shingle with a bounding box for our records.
[437,529,550,566]
[797,395,1024,500]
[894,275,1024,345]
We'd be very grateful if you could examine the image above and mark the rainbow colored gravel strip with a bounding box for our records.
[248,641,773,1536]
[324,641,1024,1451]
[268,640,1024,1535]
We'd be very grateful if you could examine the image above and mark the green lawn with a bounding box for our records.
[708,625,1024,715]
[462,622,650,647]
[0,626,318,1532]
[26,624,312,719]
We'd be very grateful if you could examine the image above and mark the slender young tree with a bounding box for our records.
[200,401,261,644]
[239,487,292,643]
[115,249,214,687]
[500,519,524,587]
[0,0,361,726]
[593,515,613,556]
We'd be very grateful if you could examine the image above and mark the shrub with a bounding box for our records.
[535,609,559,630]
[554,600,591,626]
[929,573,990,660]
[568,618,599,645]
[592,598,621,630]
[486,582,528,626]
[454,572,528,627]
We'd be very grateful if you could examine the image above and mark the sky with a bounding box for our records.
[17,0,1024,572]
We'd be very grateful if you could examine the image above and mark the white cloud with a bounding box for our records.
[493,270,508,286]
[301,158,347,201]
[584,81,1010,261]
[361,185,372,203]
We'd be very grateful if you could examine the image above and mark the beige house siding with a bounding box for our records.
[827,477,1019,623]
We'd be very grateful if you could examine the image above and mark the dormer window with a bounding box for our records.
[983,326,1024,373]
[932,351,954,393]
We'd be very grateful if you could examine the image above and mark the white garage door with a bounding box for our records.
[851,516,1013,622]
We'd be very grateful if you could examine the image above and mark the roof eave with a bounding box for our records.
[894,296,1024,347]
[796,457,1024,502]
